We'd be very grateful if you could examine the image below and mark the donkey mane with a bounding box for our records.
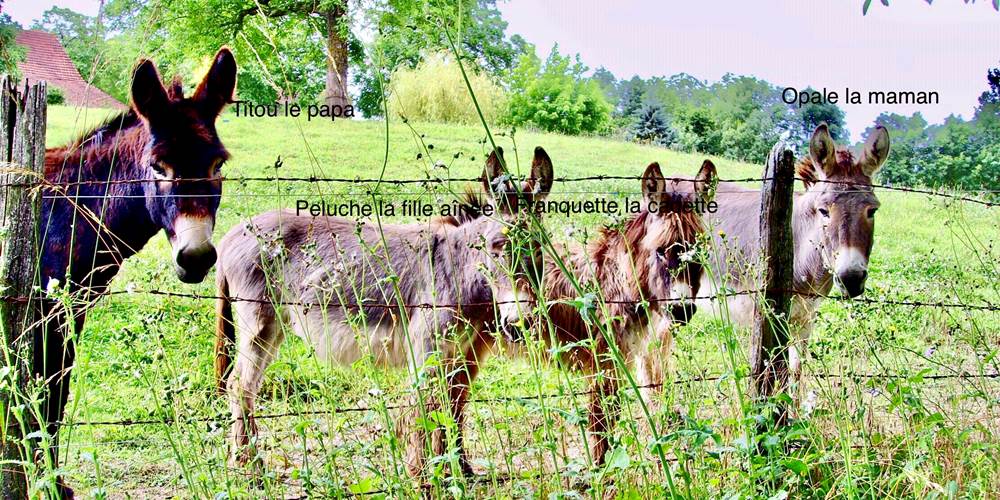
[591,207,704,265]
[796,149,864,187]
[61,110,141,152]
[45,110,146,182]
[433,187,488,226]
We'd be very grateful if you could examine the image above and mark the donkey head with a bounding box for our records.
[130,48,237,284]
[800,123,890,298]
[477,146,553,340]
[640,160,716,323]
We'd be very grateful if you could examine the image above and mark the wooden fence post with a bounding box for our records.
[0,76,47,499]
[749,140,795,425]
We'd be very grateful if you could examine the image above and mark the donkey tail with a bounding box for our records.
[215,270,235,394]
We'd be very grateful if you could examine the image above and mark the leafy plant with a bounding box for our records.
[505,44,612,135]
[46,87,65,105]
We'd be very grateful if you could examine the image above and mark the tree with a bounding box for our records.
[591,66,618,103]
[228,0,352,107]
[675,107,723,155]
[644,73,708,112]
[974,63,1000,134]
[863,112,933,186]
[387,53,507,124]
[106,0,352,107]
[617,76,645,118]
[355,0,524,117]
[630,104,678,147]
[0,13,23,77]
[789,88,847,149]
[506,44,612,135]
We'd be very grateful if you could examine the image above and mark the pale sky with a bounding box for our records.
[7,1,999,138]
[498,0,1000,139]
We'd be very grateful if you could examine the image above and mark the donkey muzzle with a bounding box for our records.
[669,303,697,325]
[499,316,531,342]
[835,269,868,298]
[175,244,217,283]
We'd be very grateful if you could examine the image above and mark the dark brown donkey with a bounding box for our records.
[36,49,236,496]
[696,123,890,386]
[214,147,552,475]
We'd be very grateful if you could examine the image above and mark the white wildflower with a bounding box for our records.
[679,248,697,263]
[45,278,61,295]
[802,390,818,416]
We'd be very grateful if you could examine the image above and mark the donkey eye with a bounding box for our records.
[867,207,878,218]
[490,238,506,255]
[817,207,830,218]
[151,162,171,179]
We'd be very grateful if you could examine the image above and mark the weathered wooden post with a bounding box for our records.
[749,140,795,426]
[0,76,47,499]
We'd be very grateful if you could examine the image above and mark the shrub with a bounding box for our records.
[387,53,508,125]
[675,107,723,155]
[506,45,612,135]
[47,87,66,105]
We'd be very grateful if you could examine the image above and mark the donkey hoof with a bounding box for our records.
[456,456,475,477]
[55,476,76,499]
[229,446,262,470]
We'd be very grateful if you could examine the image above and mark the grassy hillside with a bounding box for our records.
[41,105,1000,498]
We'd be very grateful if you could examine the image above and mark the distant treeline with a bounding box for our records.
[594,67,1000,193]
[4,1,997,192]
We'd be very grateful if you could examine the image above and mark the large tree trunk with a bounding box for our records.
[323,6,350,110]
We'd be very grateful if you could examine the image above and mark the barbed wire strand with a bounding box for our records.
[1,172,996,207]
[57,371,999,428]
[4,287,997,311]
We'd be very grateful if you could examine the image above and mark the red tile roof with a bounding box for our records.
[15,30,124,110]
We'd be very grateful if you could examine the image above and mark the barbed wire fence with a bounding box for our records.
[3,153,999,496]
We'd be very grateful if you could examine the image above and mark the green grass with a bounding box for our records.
[37,104,1000,498]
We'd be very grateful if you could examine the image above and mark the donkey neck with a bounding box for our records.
[792,189,834,295]
[42,121,159,284]
[434,220,496,314]
[587,215,655,328]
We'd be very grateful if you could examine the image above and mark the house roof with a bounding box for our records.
[15,30,124,110]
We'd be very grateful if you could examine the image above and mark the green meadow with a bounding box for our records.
[44,105,1000,498]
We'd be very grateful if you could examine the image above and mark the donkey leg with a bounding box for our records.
[587,372,621,467]
[395,309,452,477]
[227,301,284,468]
[443,332,492,476]
[31,306,81,499]
[788,319,815,411]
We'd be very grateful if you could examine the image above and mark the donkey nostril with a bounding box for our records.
[177,245,217,272]
[837,270,868,298]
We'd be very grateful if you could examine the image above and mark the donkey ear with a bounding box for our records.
[522,146,554,204]
[193,47,237,117]
[481,147,517,214]
[641,162,667,214]
[131,59,169,122]
[808,123,838,179]
[481,146,506,190]
[694,159,717,204]
[858,125,890,177]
